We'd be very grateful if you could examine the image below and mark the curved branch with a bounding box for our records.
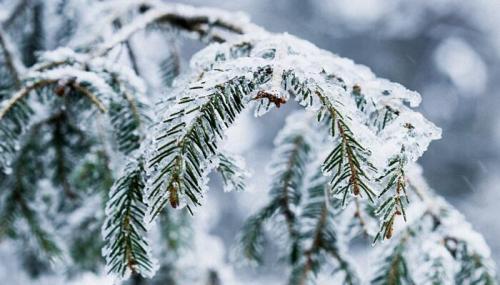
[72,84,107,113]
[0,79,55,119]
[0,79,107,121]
[93,3,250,57]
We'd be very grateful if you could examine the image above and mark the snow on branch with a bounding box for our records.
[236,112,361,283]
[91,1,260,56]
[371,165,497,284]
[146,65,273,218]
[0,2,494,284]
[0,47,151,171]
[146,29,441,235]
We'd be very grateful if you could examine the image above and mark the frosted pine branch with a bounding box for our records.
[102,158,157,279]
[0,2,495,285]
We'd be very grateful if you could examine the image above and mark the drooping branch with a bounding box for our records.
[371,169,497,284]
[72,83,108,113]
[0,78,106,121]
[374,153,409,242]
[103,158,156,279]
[289,167,360,285]
[147,66,272,219]
[316,90,376,203]
[0,79,55,119]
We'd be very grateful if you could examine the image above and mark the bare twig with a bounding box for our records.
[72,84,107,113]
[114,20,142,76]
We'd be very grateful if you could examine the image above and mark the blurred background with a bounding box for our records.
[1,0,499,283]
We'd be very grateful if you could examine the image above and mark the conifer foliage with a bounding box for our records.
[0,1,497,284]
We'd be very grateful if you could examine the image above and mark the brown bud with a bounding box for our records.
[353,186,360,195]
[353,84,362,94]
[54,77,77,97]
[385,226,393,239]
[404,123,415,130]
[169,183,180,208]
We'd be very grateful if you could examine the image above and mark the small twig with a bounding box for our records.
[338,121,360,196]
[72,84,107,113]
[252,90,287,108]
[114,20,142,76]
[0,80,56,119]
[124,40,141,76]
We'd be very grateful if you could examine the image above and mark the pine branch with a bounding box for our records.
[0,80,51,170]
[216,152,248,192]
[238,201,280,264]
[371,233,413,285]
[315,89,376,203]
[0,74,111,171]
[46,110,91,199]
[103,158,156,279]
[271,134,312,264]
[289,170,359,285]
[374,153,409,242]
[107,75,149,155]
[450,237,497,285]
[237,114,315,265]
[370,173,497,285]
[0,126,62,259]
[159,48,180,88]
[0,3,467,284]
[282,71,376,205]
[0,79,53,119]
[0,59,152,173]
[147,66,272,219]
[108,99,142,155]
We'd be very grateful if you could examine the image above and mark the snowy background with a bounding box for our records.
[1,0,499,284]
